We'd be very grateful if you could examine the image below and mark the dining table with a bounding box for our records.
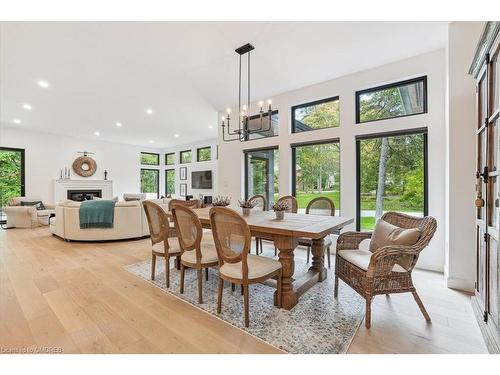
[169,206,353,310]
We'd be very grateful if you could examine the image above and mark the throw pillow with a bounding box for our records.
[21,200,46,210]
[369,219,420,253]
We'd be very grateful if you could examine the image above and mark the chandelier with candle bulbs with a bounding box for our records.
[221,43,273,142]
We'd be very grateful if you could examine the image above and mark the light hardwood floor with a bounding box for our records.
[0,227,488,354]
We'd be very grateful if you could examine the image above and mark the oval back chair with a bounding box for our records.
[248,194,267,211]
[142,200,181,288]
[276,195,298,213]
[167,199,201,237]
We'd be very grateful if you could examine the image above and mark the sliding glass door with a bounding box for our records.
[245,147,279,207]
[0,147,25,222]
[356,130,427,231]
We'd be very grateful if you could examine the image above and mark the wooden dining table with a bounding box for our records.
[169,206,353,310]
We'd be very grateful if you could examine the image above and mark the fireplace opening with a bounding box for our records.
[67,189,102,201]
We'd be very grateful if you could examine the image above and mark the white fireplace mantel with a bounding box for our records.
[54,179,113,203]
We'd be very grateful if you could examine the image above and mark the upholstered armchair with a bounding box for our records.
[3,197,55,228]
[334,212,437,328]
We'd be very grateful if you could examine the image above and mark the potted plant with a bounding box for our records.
[238,199,256,216]
[212,195,231,207]
[272,201,289,220]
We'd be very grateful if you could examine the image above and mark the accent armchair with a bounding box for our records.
[3,197,55,228]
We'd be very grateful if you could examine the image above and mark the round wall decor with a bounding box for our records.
[72,155,97,177]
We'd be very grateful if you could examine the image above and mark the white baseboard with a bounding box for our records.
[446,276,475,293]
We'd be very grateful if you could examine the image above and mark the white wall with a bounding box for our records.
[161,139,218,200]
[445,22,485,292]
[218,49,447,272]
[0,126,160,204]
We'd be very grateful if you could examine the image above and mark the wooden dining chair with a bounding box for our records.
[299,197,335,268]
[167,199,202,237]
[143,201,182,288]
[171,204,218,304]
[248,194,267,254]
[271,195,298,255]
[210,207,282,327]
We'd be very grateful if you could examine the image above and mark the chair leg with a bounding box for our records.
[217,277,223,314]
[197,269,203,304]
[274,246,277,256]
[165,255,170,288]
[365,297,372,329]
[180,264,185,294]
[205,267,209,281]
[243,284,249,327]
[334,276,339,298]
[412,290,431,322]
[276,271,282,308]
[231,283,235,292]
[151,254,156,280]
[241,284,244,295]
[255,237,259,254]
[306,246,310,263]
[327,246,331,268]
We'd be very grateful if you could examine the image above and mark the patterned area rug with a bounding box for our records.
[125,247,365,354]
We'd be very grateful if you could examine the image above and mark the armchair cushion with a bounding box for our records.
[338,249,406,273]
[220,254,282,280]
[369,219,420,253]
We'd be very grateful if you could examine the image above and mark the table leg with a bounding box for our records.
[273,235,298,310]
[309,237,327,281]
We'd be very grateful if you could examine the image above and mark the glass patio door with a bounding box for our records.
[0,147,25,222]
[245,148,279,207]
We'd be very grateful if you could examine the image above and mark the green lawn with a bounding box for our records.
[296,191,340,210]
[360,195,423,212]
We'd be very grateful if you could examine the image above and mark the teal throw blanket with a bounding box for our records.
[79,200,116,229]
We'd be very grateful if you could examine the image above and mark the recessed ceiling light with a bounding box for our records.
[145,108,153,115]
[22,103,32,111]
[148,140,154,144]
[115,122,122,127]
[208,125,214,129]
[37,80,50,88]
[13,118,21,124]
[174,133,180,138]
[94,131,100,136]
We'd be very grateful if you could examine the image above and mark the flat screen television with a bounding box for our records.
[191,170,212,189]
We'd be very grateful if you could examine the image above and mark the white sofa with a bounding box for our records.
[3,197,55,228]
[50,197,171,241]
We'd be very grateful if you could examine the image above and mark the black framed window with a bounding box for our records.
[292,140,340,213]
[140,152,159,165]
[292,96,339,133]
[356,128,428,231]
[356,76,427,124]
[140,168,159,198]
[165,153,175,165]
[245,110,279,140]
[180,150,192,164]
[0,147,25,223]
[197,147,211,162]
[244,147,279,206]
[165,169,175,196]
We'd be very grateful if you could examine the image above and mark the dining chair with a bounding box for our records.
[167,199,202,237]
[248,194,267,254]
[334,212,437,328]
[172,204,218,304]
[299,197,335,268]
[210,206,282,327]
[143,201,182,288]
[272,195,298,255]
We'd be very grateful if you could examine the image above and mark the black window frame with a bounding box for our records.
[291,138,341,212]
[165,152,175,165]
[196,146,212,162]
[140,152,160,166]
[355,127,428,231]
[179,150,192,164]
[291,96,340,134]
[0,147,25,224]
[243,110,279,141]
[140,168,160,198]
[165,168,175,196]
[243,145,279,201]
[355,76,428,124]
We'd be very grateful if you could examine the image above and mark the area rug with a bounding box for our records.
[125,247,365,354]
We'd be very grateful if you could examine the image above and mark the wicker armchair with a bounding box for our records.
[248,194,267,254]
[334,212,437,328]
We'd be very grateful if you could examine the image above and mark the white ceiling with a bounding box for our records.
[0,22,448,148]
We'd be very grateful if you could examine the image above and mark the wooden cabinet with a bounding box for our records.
[470,21,500,353]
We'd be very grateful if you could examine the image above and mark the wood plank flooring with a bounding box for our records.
[0,227,488,354]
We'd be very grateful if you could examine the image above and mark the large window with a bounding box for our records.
[292,141,340,213]
[292,96,339,133]
[140,152,159,165]
[356,130,427,231]
[180,150,191,164]
[356,76,427,124]
[140,168,159,199]
[0,147,25,223]
[245,147,279,207]
[197,147,211,162]
[165,153,175,165]
[165,169,175,196]
[245,111,279,140]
